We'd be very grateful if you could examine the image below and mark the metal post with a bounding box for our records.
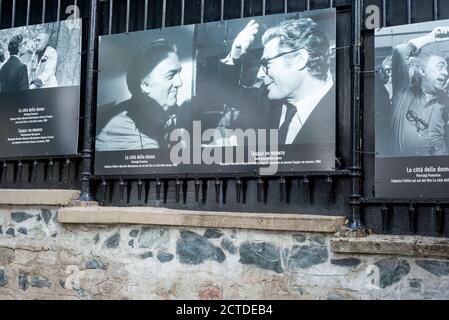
[109,0,113,35]
[220,0,224,21]
[201,0,205,23]
[80,0,99,202]
[126,0,130,33]
[144,0,148,30]
[241,0,244,18]
[26,0,31,26]
[433,0,439,20]
[162,0,167,28]
[42,0,46,23]
[12,0,16,27]
[57,0,61,21]
[349,0,364,230]
[181,0,185,25]
[406,0,412,24]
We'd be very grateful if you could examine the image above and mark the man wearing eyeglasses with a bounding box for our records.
[221,18,334,146]
[391,27,449,156]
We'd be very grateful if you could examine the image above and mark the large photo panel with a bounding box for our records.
[95,9,336,176]
[375,19,449,198]
[0,19,82,159]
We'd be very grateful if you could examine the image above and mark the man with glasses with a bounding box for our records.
[391,27,449,156]
[221,18,334,146]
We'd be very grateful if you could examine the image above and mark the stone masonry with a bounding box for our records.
[1,206,449,300]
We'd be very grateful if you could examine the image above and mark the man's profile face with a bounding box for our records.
[140,52,183,110]
[257,38,303,101]
[422,55,448,94]
[35,33,49,52]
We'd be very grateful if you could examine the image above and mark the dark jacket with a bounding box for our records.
[96,92,188,151]
[265,86,335,145]
[0,56,29,93]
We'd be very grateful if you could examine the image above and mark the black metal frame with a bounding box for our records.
[0,0,447,237]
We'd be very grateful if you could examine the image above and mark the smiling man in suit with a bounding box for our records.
[255,18,335,145]
[221,17,335,146]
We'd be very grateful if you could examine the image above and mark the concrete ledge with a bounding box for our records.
[331,235,449,258]
[0,189,80,206]
[58,206,346,233]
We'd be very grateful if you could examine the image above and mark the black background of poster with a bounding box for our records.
[376,157,449,199]
[95,143,335,176]
[0,86,80,159]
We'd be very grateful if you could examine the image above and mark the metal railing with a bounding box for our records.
[0,0,447,237]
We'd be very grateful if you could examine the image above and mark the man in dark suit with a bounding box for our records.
[221,18,335,146]
[0,34,29,93]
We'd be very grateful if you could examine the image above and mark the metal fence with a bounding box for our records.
[0,0,448,238]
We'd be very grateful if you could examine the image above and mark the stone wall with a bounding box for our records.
[1,205,449,300]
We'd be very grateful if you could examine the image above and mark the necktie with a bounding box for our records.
[278,104,297,144]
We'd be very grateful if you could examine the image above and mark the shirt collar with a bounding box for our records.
[288,79,334,123]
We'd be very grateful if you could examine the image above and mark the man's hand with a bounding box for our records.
[30,79,43,87]
[231,19,259,61]
[429,26,449,42]
[409,26,449,50]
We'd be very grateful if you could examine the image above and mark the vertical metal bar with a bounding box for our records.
[434,0,439,20]
[195,179,201,202]
[109,0,113,35]
[407,0,412,24]
[181,0,185,25]
[162,0,167,28]
[241,0,244,18]
[329,0,333,8]
[349,0,364,230]
[42,0,46,23]
[11,0,16,27]
[306,0,310,11]
[220,0,224,21]
[57,0,61,21]
[26,0,31,26]
[144,0,148,30]
[201,0,205,23]
[409,203,417,233]
[126,0,130,33]
[80,0,99,202]
[382,0,387,27]
[262,0,266,16]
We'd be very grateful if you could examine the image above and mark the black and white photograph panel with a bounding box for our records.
[0,19,81,93]
[94,9,336,175]
[375,19,449,158]
[96,25,194,152]
[193,9,336,147]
